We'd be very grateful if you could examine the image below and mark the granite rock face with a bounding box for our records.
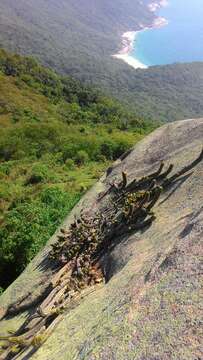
[0,118,203,360]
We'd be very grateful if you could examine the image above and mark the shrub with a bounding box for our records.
[113,141,130,159]
[65,159,75,170]
[26,163,49,184]
[79,127,86,133]
[100,140,130,160]
[118,119,129,131]
[0,187,81,288]
[100,141,114,160]
[25,163,58,185]
[107,128,113,134]
[74,150,89,165]
[0,162,13,176]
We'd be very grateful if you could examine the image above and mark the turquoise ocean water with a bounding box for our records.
[132,0,203,66]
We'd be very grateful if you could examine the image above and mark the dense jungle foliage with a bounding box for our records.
[0,49,155,290]
[1,0,203,121]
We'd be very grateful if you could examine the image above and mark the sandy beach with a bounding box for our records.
[112,31,147,69]
[113,0,169,69]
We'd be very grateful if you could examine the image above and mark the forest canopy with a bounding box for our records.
[0,0,203,121]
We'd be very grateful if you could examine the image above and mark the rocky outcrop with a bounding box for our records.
[0,118,202,359]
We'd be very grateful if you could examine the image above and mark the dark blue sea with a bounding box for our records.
[132,0,203,66]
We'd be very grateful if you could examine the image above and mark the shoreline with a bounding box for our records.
[112,0,169,69]
[112,31,147,69]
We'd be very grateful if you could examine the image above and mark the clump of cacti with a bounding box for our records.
[0,148,202,360]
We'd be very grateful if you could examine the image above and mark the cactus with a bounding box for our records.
[1,148,202,360]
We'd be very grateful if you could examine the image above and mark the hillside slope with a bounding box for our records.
[0,0,203,121]
[0,48,152,289]
[0,0,153,72]
[0,118,202,359]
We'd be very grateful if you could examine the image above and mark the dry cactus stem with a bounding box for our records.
[0,148,202,359]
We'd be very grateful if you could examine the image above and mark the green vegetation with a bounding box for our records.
[0,0,203,121]
[0,0,153,77]
[0,49,155,289]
